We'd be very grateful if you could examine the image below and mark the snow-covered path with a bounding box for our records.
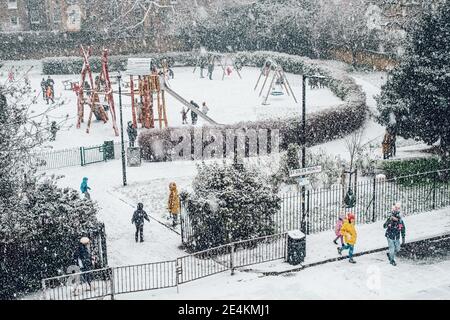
[118,207,450,300]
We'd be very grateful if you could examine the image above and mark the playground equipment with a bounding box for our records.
[254,59,298,105]
[162,83,220,126]
[193,51,243,80]
[76,46,119,136]
[128,58,169,129]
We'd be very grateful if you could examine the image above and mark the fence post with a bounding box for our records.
[110,267,115,300]
[372,176,377,222]
[176,259,182,294]
[41,279,47,300]
[80,147,84,167]
[284,232,289,262]
[230,244,235,275]
[432,172,437,210]
[306,190,310,235]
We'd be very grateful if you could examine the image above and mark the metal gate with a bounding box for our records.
[80,141,115,166]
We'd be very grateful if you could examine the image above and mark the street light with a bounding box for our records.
[117,72,127,187]
[300,74,328,233]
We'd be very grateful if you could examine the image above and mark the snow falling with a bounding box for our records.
[0,0,449,302]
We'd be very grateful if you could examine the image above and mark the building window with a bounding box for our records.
[30,9,40,24]
[10,16,19,26]
[8,0,18,10]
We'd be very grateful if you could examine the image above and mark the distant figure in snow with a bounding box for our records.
[383,203,406,266]
[190,100,199,125]
[333,212,345,247]
[201,102,209,115]
[167,182,181,227]
[49,121,59,141]
[8,68,14,82]
[127,121,137,147]
[181,107,188,125]
[207,55,215,80]
[46,86,54,104]
[75,237,94,290]
[80,177,91,200]
[337,212,357,263]
[131,203,150,243]
[41,78,47,99]
[199,56,207,78]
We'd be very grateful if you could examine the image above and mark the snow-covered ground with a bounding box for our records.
[0,61,342,151]
[117,207,450,300]
[121,250,450,300]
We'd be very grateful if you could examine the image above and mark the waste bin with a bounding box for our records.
[287,230,306,265]
[103,141,115,160]
[127,147,142,167]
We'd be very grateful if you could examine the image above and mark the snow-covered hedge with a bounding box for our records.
[135,51,367,160]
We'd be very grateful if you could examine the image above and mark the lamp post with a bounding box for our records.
[117,72,127,187]
[300,74,328,233]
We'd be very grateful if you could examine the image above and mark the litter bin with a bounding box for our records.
[103,141,115,160]
[287,230,306,265]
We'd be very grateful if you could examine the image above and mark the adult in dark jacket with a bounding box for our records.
[76,237,93,288]
[383,203,406,266]
[127,121,137,147]
[40,78,47,99]
[132,203,150,242]
[190,101,199,125]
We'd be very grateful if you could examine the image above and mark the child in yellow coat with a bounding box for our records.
[338,213,357,263]
[168,182,181,227]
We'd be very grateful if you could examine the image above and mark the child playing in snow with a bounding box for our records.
[338,212,357,263]
[333,212,345,246]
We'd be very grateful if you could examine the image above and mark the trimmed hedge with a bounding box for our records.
[136,51,367,160]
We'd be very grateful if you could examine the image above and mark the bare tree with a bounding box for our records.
[344,127,365,173]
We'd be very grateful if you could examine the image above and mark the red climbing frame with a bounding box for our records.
[76,45,119,136]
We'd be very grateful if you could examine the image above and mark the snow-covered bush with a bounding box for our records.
[182,162,280,251]
[0,87,102,299]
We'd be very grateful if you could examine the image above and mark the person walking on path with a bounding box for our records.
[76,237,94,290]
[333,212,345,246]
[207,56,215,80]
[80,177,91,200]
[384,203,406,266]
[131,203,150,243]
[167,182,181,227]
[338,213,357,263]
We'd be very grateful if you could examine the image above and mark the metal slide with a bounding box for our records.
[162,83,221,126]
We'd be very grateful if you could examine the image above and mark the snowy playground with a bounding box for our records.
[1,61,342,151]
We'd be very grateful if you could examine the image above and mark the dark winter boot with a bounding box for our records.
[337,247,342,255]
[349,258,356,264]
[390,259,397,266]
[333,239,338,245]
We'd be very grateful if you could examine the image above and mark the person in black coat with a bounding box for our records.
[383,204,406,266]
[75,237,94,288]
[131,203,150,243]
[127,121,137,147]
[190,100,199,125]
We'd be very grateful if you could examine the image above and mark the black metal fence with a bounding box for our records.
[32,141,124,170]
[41,232,288,300]
[182,169,450,246]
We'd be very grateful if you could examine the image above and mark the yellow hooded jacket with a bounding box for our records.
[340,219,357,245]
[168,182,181,215]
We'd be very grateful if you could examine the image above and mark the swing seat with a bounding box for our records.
[271,91,284,96]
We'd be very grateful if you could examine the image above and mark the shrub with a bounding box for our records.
[182,162,280,251]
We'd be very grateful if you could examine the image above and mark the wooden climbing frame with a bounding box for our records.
[129,70,168,129]
[76,46,119,136]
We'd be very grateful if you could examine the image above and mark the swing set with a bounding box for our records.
[254,59,298,105]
